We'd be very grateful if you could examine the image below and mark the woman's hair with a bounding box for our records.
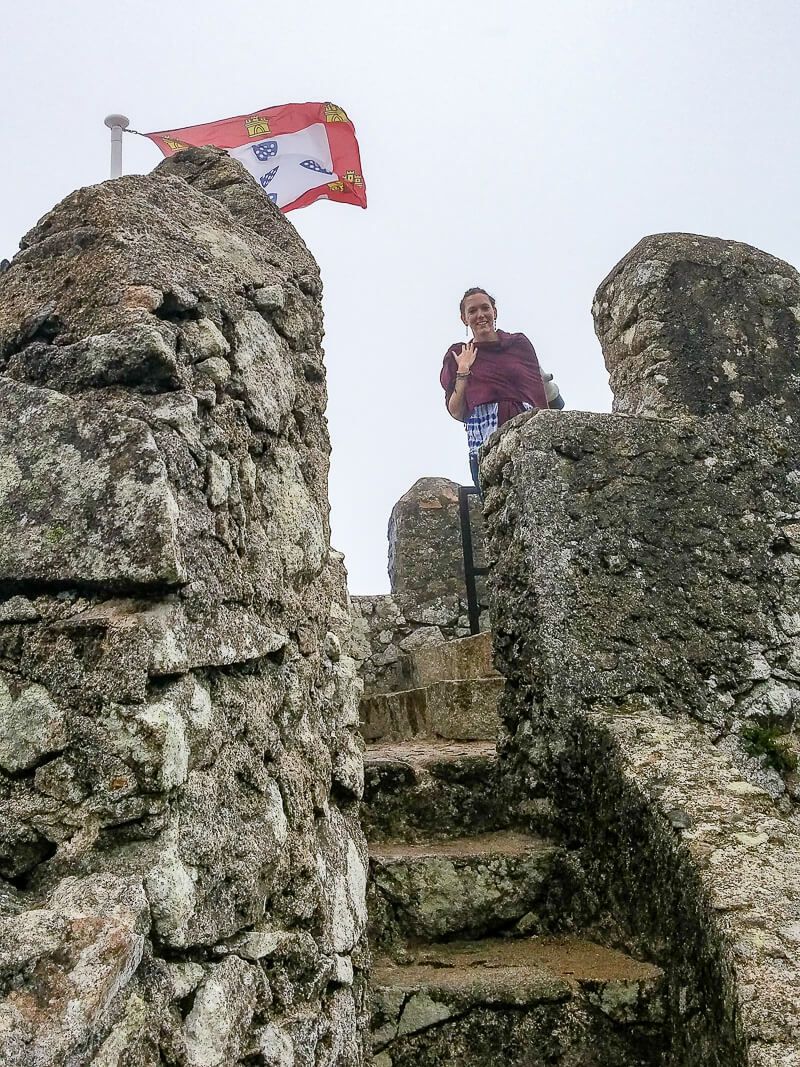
[459,287,496,316]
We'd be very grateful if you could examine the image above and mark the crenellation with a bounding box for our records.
[0,147,369,1065]
[593,232,800,420]
[481,231,800,1067]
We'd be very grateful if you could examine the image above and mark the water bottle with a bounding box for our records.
[542,370,565,410]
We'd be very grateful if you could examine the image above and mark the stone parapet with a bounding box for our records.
[483,234,800,1067]
[0,148,368,1065]
[593,232,800,420]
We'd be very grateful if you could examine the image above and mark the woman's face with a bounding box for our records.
[462,293,497,340]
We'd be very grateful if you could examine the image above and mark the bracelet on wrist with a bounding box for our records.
[456,371,471,379]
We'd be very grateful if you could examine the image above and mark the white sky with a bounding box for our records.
[2,1,799,592]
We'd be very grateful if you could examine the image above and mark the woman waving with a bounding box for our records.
[441,287,561,491]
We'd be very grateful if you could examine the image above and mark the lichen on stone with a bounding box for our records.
[0,147,369,1065]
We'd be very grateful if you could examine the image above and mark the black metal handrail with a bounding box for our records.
[458,485,489,635]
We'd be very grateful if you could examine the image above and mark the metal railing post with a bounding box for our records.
[458,485,489,635]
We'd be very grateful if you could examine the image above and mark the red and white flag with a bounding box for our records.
[145,101,366,214]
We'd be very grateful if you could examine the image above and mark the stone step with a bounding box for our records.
[372,936,666,1066]
[362,739,552,844]
[409,631,500,688]
[368,831,560,950]
[363,740,505,843]
[360,678,502,743]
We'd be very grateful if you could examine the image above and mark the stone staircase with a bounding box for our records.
[360,633,669,1066]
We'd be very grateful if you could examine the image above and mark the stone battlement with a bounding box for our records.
[482,232,800,1067]
[0,148,369,1065]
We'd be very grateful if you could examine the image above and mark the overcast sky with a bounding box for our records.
[2,1,800,592]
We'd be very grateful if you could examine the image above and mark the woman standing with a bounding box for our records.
[441,287,558,491]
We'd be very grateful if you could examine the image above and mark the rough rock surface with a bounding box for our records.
[0,148,368,1065]
[482,232,800,1067]
[350,593,462,695]
[388,477,484,601]
[593,232,800,419]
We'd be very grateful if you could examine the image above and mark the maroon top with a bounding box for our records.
[440,329,548,425]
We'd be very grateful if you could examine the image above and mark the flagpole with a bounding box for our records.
[104,114,130,178]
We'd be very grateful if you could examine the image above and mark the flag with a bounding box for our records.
[145,102,366,213]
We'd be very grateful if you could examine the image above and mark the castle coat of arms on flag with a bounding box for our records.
[145,102,366,213]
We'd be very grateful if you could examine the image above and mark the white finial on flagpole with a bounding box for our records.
[104,114,130,179]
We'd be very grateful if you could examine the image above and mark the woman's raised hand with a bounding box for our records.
[456,341,478,374]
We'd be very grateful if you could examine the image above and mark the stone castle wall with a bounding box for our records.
[482,234,800,1067]
[0,149,368,1066]
[354,477,488,694]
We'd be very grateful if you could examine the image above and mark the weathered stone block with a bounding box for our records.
[425,678,502,740]
[368,831,558,947]
[362,740,508,842]
[183,956,260,1067]
[372,938,665,1066]
[0,379,185,588]
[388,477,486,605]
[0,876,148,1067]
[360,678,501,742]
[593,232,800,419]
[410,631,498,687]
[0,147,369,1064]
[0,677,65,773]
